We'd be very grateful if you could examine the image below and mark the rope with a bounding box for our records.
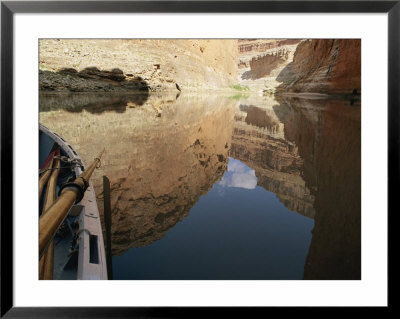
[77,176,89,190]
[39,164,82,175]
[39,156,84,175]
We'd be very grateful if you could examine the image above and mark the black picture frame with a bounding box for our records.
[1,1,395,317]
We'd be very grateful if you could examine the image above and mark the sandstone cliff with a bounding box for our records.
[276,39,361,95]
[238,39,300,55]
[39,39,238,92]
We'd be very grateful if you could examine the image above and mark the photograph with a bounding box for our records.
[38,38,361,281]
[2,0,395,314]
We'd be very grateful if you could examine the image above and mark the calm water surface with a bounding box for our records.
[39,92,361,280]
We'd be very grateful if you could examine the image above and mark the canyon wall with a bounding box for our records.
[276,39,361,95]
[39,39,238,92]
[239,39,301,54]
[238,39,301,93]
[39,39,361,95]
[40,94,236,255]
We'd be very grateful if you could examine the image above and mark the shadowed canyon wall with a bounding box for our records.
[276,39,361,95]
[39,39,238,92]
[40,94,236,255]
[275,96,361,279]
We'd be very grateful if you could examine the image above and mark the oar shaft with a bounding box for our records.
[39,240,54,279]
[42,241,54,280]
[39,145,59,200]
[39,158,60,280]
[81,149,104,181]
[42,159,60,214]
[39,188,77,259]
[39,159,53,200]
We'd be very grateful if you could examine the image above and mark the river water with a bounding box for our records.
[39,92,361,280]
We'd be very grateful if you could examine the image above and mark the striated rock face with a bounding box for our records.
[277,39,361,95]
[275,95,361,279]
[39,39,238,92]
[238,39,301,54]
[230,96,315,218]
[40,94,236,255]
[238,39,301,93]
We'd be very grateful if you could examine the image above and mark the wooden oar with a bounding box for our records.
[39,144,58,201]
[39,150,60,280]
[39,159,54,201]
[39,150,105,259]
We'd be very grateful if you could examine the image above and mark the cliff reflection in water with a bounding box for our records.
[231,98,315,219]
[275,96,361,280]
[40,93,236,255]
[233,95,361,279]
[39,92,360,280]
[39,92,150,113]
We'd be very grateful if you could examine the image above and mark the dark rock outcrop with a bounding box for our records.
[78,67,126,82]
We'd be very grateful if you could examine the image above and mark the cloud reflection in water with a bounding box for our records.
[218,158,257,190]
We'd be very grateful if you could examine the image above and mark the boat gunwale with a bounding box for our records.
[39,123,108,280]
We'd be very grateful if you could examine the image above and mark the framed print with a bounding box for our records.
[1,0,396,317]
